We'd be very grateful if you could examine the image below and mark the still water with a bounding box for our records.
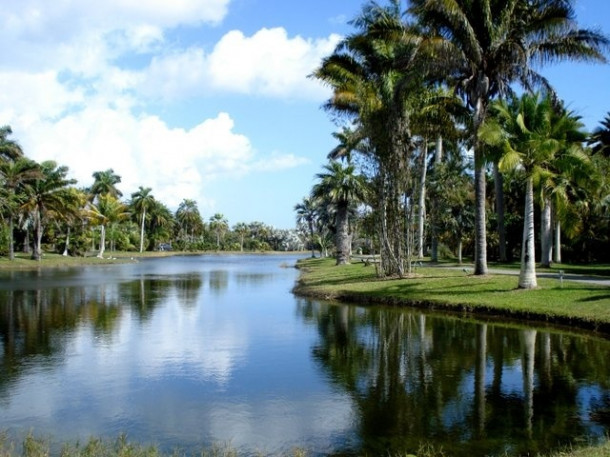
[1,254,610,456]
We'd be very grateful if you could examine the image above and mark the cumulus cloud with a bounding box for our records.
[18,108,268,209]
[207,28,341,97]
[0,0,334,220]
[138,28,340,101]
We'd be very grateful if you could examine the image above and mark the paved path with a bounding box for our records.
[436,265,610,287]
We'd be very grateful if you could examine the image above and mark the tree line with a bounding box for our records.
[0,128,303,259]
[295,0,610,289]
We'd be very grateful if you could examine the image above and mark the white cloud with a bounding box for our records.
[207,28,340,98]
[14,107,302,211]
[0,0,230,75]
[0,71,85,125]
[137,27,340,101]
[0,1,328,219]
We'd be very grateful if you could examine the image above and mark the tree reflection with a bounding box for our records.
[297,300,610,457]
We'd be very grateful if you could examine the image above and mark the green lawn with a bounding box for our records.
[294,257,610,332]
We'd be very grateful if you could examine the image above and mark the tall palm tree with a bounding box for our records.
[588,112,610,157]
[232,222,250,252]
[58,187,88,256]
[410,0,609,275]
[209,213,228,250]
[312,160,368,265]
[147,199,175,249]
[20,161,78,260]
[0,126,23,160]
[175,199,203,246]
[481,93,587,288]
[89,169,123,201]
[88,194,129,258]
[294,196,319,258]
[130,186,155,253]
[0,157,41,259]
[314,0,427,275]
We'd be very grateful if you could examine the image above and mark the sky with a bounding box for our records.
[1,0,609,229]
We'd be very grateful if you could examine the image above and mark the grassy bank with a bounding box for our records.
[1,433,609,457]
[0,251,174,270]
[293,258,610,334]
[0,250,300,271]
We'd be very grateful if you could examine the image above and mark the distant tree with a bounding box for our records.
[312,161,368,265]
[294,196,318,258]
[130,186,154,253]
[0,157,41,259]
[0,126,23,160]
[232,222,250,252]
[20,161,78,260]
[88,194,129,258]
[209,213,229,250]
[175,199,203,247]
[89,169,122,201]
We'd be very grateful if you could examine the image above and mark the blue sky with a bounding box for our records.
[1,0,609,229]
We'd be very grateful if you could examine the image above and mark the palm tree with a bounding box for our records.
[312,161,368,265]
[130,186,155,253]
[294,196,318,258]
[588,112,610,157]
[410,0,609,275]
[209,213,228,250]
[314,0,427,275]
[89,169,123,201]
[481,93,587,288]
[147,199,175,250]
[175,199,203,246]
[232,222,250,252]
[88,194,129,258]
[58,187,88,256]
[0,157,41,259]
[20,161,78,260]
[0,126,23,160]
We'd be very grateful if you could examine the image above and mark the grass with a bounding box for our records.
[293,257,610,334]
[0,250,296,271]
[1,433,609,457]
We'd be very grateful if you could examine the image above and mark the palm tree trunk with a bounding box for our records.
[430,135,443,262]
[8,216,15,261]
[540,196,552,267]
[139,208,146,253]
[554,220,562,264]
[457,239,463,264]
[474,163,488,274]
[519,177,537,289]
[308,222,315,258]
[494,162,507,262]
[417,142,428,259]
[97,225,106,258]
[31,211,43,261]
[474,97,488,275]
[335,202,350,265]
[63,226,71,256]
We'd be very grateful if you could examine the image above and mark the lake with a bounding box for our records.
[1,254,609,456]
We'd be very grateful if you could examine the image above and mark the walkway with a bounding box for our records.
[438,265,610,287]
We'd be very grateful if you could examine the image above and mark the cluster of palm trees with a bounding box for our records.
[296,0,610,288]
[0,132,302,259]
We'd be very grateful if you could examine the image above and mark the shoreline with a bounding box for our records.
[0,250,306,271]
[292,257,610,337]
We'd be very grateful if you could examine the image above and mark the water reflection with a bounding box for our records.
[1,256,610,456]
[297,299,610,456]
